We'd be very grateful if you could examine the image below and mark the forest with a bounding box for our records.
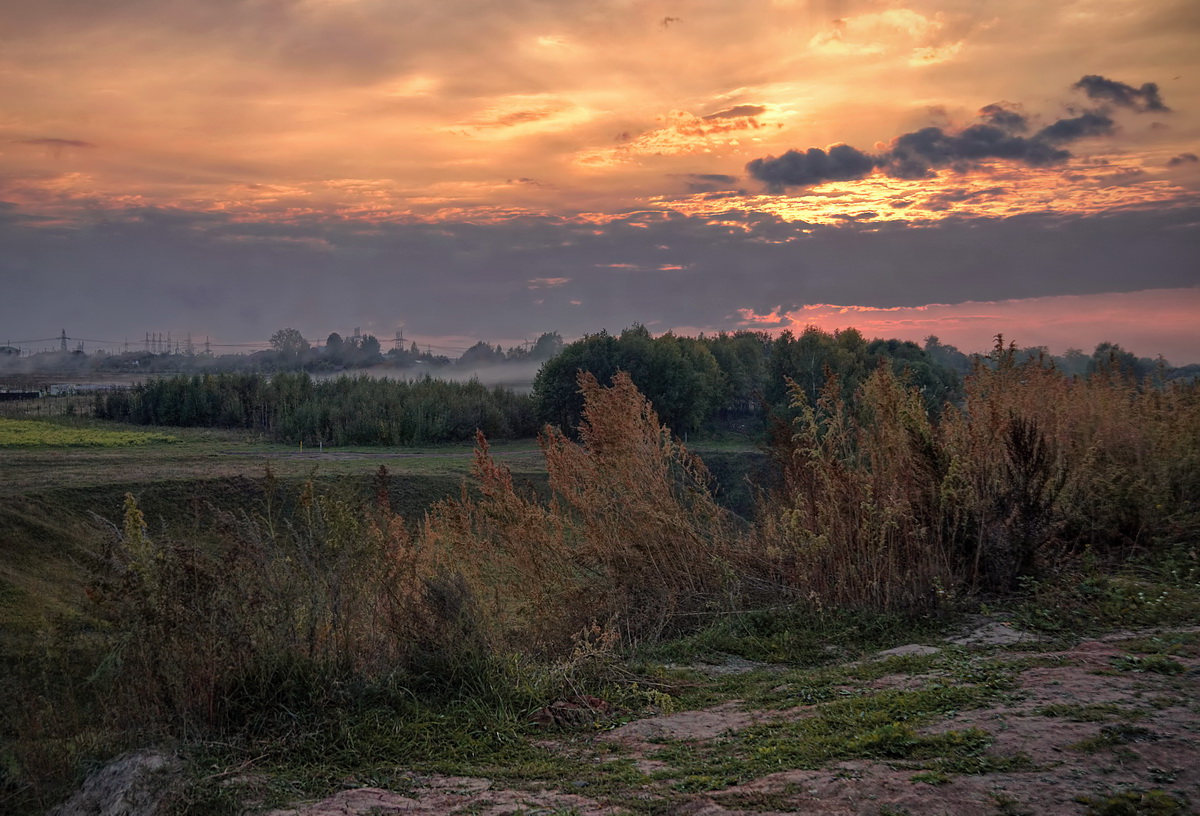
[88,325,1178,446]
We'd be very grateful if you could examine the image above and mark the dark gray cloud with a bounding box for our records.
[702,105,767,121]
[1167,152,1198,167]
[745,145,878,190]
[671,173,739,193]
[920,186,1007,212]
[883,122,1078,179]
[1073,75,1170,112]
[688,173,738,183]
[3,201,1197,351]
[744,76,1162,190]
[1034,111,1115,143]
[978,103,1028,133]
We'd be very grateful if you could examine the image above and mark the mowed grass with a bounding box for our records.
[0,417,178,447]
[0,417,545,497]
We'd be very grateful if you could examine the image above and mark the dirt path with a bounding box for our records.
[254,623,1200,816]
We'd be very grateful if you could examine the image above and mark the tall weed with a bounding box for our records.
[757,339,1200,606]
[83,480,454,738]
[755,365,956,610]
[424,371,742,649]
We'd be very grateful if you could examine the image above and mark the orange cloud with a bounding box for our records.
[576,106,779,167]
[528,277,570,288]
[653,157,1196,226]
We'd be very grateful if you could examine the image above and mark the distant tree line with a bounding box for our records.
[94,373,538,445]
[90,326,1189,446]
[274,328,564,374]
[0,330,567,378]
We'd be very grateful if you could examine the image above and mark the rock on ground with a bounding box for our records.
[48,750,180,816]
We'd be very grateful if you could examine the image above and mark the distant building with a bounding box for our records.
[0,346,19,355]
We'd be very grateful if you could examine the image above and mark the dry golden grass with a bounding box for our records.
[756,342,1200,609]
[424,371,741,650]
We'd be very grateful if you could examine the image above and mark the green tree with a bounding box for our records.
[325,332,344,361]
[270,328,309,359]
[534,331,621,432]
[530,331,564,361]
[533,326,724,436]
[1058,347,1089,377]
[459,341,505,367]
[360,334,382,361]
[1088,342,1155,380]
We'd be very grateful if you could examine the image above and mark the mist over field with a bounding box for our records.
[306,362,543,392]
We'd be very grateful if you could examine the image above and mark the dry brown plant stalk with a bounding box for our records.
[423,371,741,652]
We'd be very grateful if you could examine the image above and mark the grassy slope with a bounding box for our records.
[0,418,550,660]
[0,415,766,661]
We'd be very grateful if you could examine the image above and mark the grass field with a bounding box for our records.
[0,418,548,493]
[0,417,179,447]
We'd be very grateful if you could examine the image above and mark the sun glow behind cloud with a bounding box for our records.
[736,288,1200,364]
[653,158,1197,226]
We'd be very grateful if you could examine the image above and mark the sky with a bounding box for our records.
[1,0,1198,362]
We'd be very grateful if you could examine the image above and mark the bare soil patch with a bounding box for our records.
[203,622,1200,815]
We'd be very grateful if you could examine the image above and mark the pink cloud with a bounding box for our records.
[736,288,1200,364]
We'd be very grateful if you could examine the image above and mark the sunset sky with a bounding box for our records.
[2,0,1198,361]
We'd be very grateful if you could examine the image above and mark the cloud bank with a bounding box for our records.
[747,76,1160,190]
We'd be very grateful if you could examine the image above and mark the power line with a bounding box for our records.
[3,333,482,358]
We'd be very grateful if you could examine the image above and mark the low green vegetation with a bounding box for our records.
[1069,723,1161,754]
[0,417,178,447]
[1033,703,1142,722]
[1076,789,1190,815]
[1112,654,1187,675]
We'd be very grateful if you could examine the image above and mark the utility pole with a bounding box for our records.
[60,329,67,352]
